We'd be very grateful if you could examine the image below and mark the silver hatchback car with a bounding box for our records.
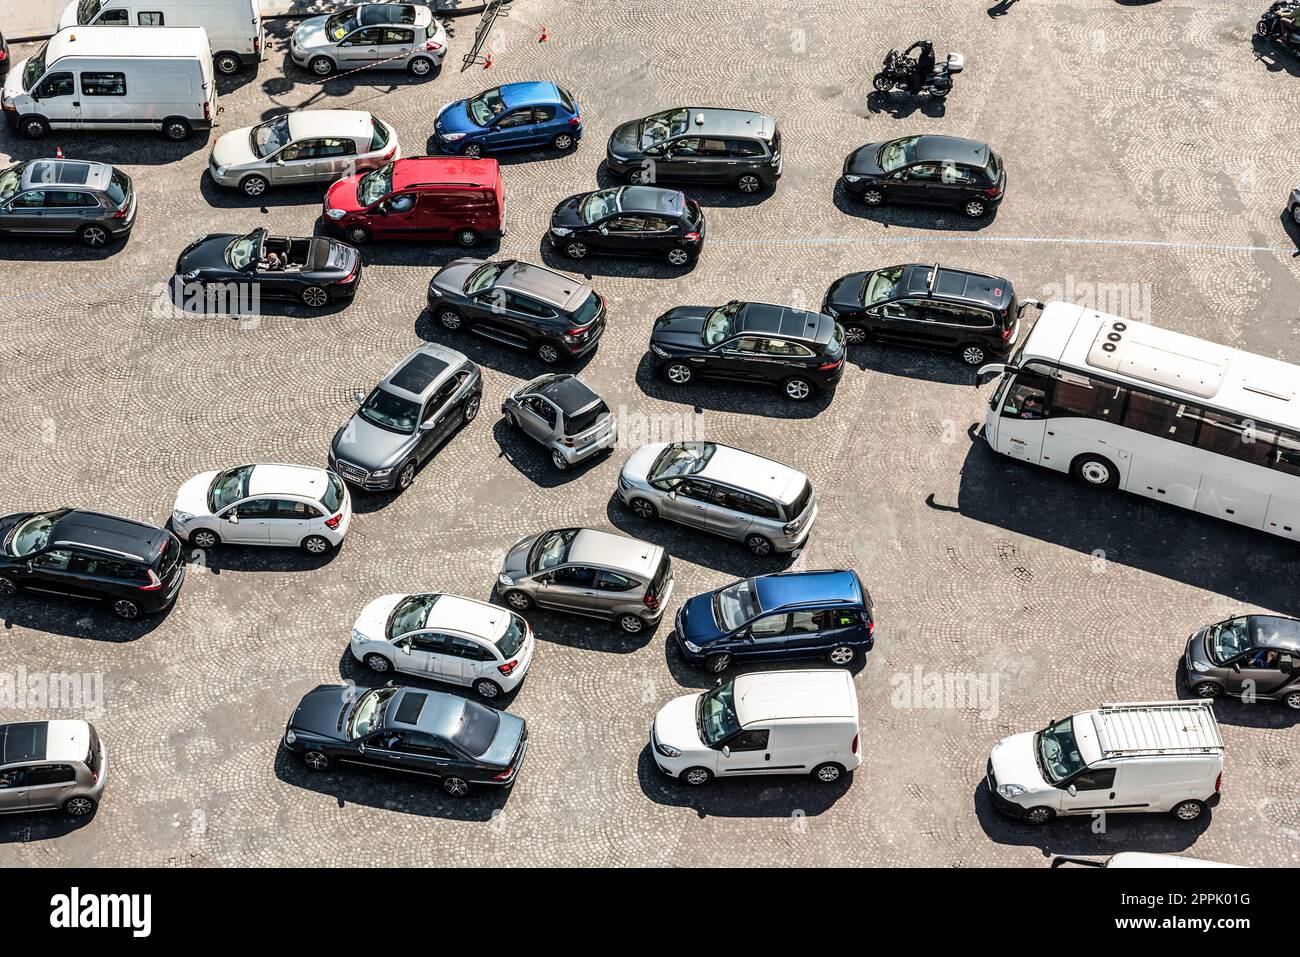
[617,442,818,556]
[0,720,106,817]
[291,3,448,77]
[497,527,674,634]
[502,374,617,470]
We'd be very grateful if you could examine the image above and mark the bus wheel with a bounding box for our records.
[1071,454,1119,490]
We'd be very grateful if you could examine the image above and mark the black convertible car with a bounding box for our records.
[174,227,362,308]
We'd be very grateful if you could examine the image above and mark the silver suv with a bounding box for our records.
[497,527,674,634]
[0,720,106,817]
[291,3,447,77]
[0,158,136,248]
[502,374,617,470]
[617,442,817,556]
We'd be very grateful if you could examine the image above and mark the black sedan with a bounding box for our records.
[841,134,1006,219]
[174,227,362,308]
[648,300,846,401]
[282,684,528,797]
[547,185,705,267]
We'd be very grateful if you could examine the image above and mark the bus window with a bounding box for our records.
[1051,370,1126,422]
[1192,409,1275,467]
[1274,432,1300,477]
[1002,378,1049,419]
[1123,390,1199,445]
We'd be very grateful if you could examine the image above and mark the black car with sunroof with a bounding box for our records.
[0,509,185,619]
[822,263,1038,367]
[547,185,706,267]
[282,683,529,797]
[329,343,483,492]
[841,134,1006,219]
[648,300,847,401]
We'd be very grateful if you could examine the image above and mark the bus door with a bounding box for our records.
[988,368,1050,464]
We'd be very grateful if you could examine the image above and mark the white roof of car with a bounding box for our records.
[45,720,91,763]
[247,464,331,499]
[424,594,511,641]
[733,670,858,725]
[567,528,661,579]
[44,25,212,61]
[701,444,807,504]
[287,109,375,142]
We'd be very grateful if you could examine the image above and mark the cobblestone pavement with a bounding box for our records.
[2,0,1300,867]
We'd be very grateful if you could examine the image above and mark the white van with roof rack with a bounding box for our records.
[986,700,1223,825]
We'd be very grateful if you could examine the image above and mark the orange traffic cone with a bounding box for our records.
[55,145,64,159]
[539,26,548,42]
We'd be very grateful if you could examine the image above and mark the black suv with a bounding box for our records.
[0,509,185,619]
[606,107,782,194]
[823,263,1038,367]
[0,159,137,248]
[548,186,706,267]
[649,300,846,401]
[427,258,607,364]
[841,135,1006,219]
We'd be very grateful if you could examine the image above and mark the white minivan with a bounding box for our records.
[58,0,264,76]
[987,700,1224,825]
[651,670,862,786]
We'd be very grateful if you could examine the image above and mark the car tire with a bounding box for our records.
[1285,690,1300,710]
[21,115,51,140]
[396,460,416,490]
[437,308,463,331]
[463,392,481,424]
[736,173,763,194]
[189,528,220,549]
[0,576,17,598]
[663,361,693,385]
[552,132,576,151]
[618,613,647,634]
[113,599,141,620]
[1291,203,1300,226]
[78,224,111,249]
[301,535,332,555]
[828,644,857,666]
[1171,799,1206,822]
[535,340,562,364]
[503,589,532,611]
[345,225,371,244]
[564,240,588,260]
[860,186,885,206]
[681,766,712,786]
[1192,682,1222,699]
[842,323,869,345]
[962,197,989,218]
[442,776,471,797]
[666,246,692,267]
[162,117,192,142]
[705,653,732,674]
[551,448,569,470]
[745,534,774,557]
[407,56,434,77]
[628,497,658,521]
[62,796,96,817]
[301,286,329,308]
[455,228,480,247]
[363,653,391,673]
[958,343,987,366]
[627,167,653,185]
[1023,805,1055,825]
[782,376,814,401]
[473,678,503,700]
[240,175,269,197]
[461,143,483,159]
[302,750,330,771]
[309,56,335,76]
[812,762,845,784]
[214,52,242,76]
[1070,453,1120,490]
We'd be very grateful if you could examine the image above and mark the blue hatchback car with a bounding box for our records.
[674,569,875,674]
[434,82,582,158]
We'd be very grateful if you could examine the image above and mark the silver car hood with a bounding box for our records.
[332,414,413,472]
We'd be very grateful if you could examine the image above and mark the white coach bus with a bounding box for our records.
[980,301,1300,542]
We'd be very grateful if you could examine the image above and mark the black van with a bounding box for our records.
[821,263,1040,366]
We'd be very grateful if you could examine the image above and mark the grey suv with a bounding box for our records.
[0,158,136,248]
[329,344,482,491]
[0,720,106,817]
[606,107,783,194]
[497,527,674,634]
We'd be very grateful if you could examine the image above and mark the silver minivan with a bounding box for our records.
[0,720,106,817]
[501,374,617,470]
[497,527,674,634]
[616,442,817,556]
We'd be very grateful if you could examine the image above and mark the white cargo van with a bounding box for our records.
[986,700,1224,825]
[2,26,217,141]
[651,669,862,785]
[57,0,264,76]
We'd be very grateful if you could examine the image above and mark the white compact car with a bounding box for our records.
[350,593,535,700]
[171,464,352,554]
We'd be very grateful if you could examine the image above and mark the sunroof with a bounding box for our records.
[394,692,428,726]
[389,353,448,394]
[0,722,47,763]
[30,161,90,186]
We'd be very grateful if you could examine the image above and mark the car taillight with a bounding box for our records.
[0,51,7,62]
[1215,772,1222,792]
[569,116,581,125]
[498,660,519,676]
[493,765,515,781]
[426,40,444,52]
[253,35,261,54]
[140,569,163,591]
[381,146,397,161]
[204,101,211,121]
[324,513,342,529]
[340,267,358,284]
[867,619,875,638]
[565,327,587,337]
[818,358,843,371]
[562,436,575,446]
[112,199,130,219]
[852,734,859,754]
[643,593,659,610]
[984,185,1001,197]
[683,231,700,243]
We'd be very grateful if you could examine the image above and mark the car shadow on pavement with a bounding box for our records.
[338,651,528,709]
[1280,210,1300,255]
[0,808,96,844]
[0,597,171,642]
[633,354,835,419]
[161,275,352,320]
[488,418,615,489]
[663,634,868,691]
[846,341,983,386]
[831,182,997,231]
[198,171,329,210]
[481,595,655,654]
[179,543,337,575]
[534,236,699,279]
[414,308,596,379]
[636,745,852,817]
[1173,663,1300,728]
[592,161,772,209]
[260,53,443,105]
[345,237,501,268]
[0,236,130,263]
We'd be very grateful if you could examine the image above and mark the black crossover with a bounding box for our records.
[175,228,362,308]
[548,185,705,267]
[0,509,186,619]
[649,300,846,400]
[841,135,1006,219]
[605,107,783,194]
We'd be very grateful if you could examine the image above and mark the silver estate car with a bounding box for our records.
[617,442,818,556]
[291,3,448,78]
[0,158,136,248]
[502,374,617,470]
[0,720,106,817]
[497,527,674,634]
[209,109,400,197]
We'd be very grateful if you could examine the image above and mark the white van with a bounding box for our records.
[987,700,1224,825]
[2,26,217,141]
[57,0,264,76]
[651,669,862,786]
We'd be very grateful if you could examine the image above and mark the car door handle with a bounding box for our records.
[764,754,771,761]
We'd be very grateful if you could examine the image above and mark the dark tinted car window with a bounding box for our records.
[727,138,765,157]
[1071,767,1116,790]
[533,106,556,122]
[1191,409,1275,467]
[37,73,75,97]
[105,169,129,207]
[552,565,597,588]
[729,729,769,751]
[563,401,608,436]
[80,72,126,96]
[26,764,76,785]
[597,570,637,591]
[237,498,276,517]
[1123,391,1198,444]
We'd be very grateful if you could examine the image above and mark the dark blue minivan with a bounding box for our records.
[434,82,582,158]
[674,569,874,674]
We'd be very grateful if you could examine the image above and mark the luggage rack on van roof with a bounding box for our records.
[1092,701,1224,758]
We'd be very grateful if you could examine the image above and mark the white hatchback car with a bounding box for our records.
[350,593,535,700]
[171,464,352,555]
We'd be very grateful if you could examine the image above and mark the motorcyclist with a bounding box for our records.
[903,39,936,94]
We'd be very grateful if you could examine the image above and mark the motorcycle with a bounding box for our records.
[1258,1,1300,52]
[872,49,964,99]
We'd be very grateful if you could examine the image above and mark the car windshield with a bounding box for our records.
[466,87,505,126]
[0,164,24,204]
[648,442,716,483]
[250,116,292,158]
[347,687,395,739]
[1208,617,1252,664]
[464,261,509,296]
[208,465,254,512]
[1037,717,1087,785]
[7,512,57,557]
[579,188,622,224]
[497,614,527,658]
[226,232,261,270]
[697,682,740,747]
[105,169,130,208]
[713,579,759,632]
[569,291,601,328]
[864,267,904,304]
[641,108,688,147]
[450,700,500,758]
[76,0,105,23]
[878,136,921,172]
[530,528,578,572]
[320,472,345,512]
[389,593,439,637]
[357,163,393,207]
[325,8,362,41]
[358,386,419,433]
[22,42,49,92]
[703,301,742,346]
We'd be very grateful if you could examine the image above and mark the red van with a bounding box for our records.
[323,157,505,247]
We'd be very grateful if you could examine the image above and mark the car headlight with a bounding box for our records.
[285,730,297,745]
[655,742,682,758]
[182,270,201,282]
[371,467,391,478]
[843,174,863,183]
[325,208,347,221]
[498,573,515,587]
[1190,658,1212,673]
[822,304,840,318]
[683,640,702,654]
[551,226,572,237]
[171,510,195,525]
[997,783,1027,799]
[650,344,670,358]
[441,131,467,142]
[350,628,367,645]
[1,93,14,109]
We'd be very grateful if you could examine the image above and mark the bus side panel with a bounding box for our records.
[1124,454,1199,510]
[1264,495,1300,542]
[1195,475,1269,530]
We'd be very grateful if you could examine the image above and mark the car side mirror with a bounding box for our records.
[666,490,677,500]
[227,511,239,524]
[418,420,435,431]
[721,746,731,758]
[892,172,904,179]
[1230,662,1241,673]
[598,226,608,235]
[1067,784,1077,797]
[357,742,366,753]
[26,560,33,573]
[398,638,411,653]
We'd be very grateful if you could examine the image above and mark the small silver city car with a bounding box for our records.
[501,374,617,470]
[497,527,674,634]
[290,3,447,77]
[0,720,106,817]
[617,442,817,556]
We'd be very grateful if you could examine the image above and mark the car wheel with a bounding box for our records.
[438,308,463,330]
[240,175,269,197]
[301,286,329,308]
[663,362,693,385]
[705,653,732,674]
[1023,805,1055,825]
[474,678,503,699]
[363,653,391,673]
[552,132,575,151]
[958,343,987,366]
[396,461,416,490]
[113,599,140,620]
[215,52,242,76]
[535,340,562,364]
[1171,799,1206,822]
[1192,682,1222,699]
[346,226,371,244]
[503,589,532,611]
[963,198,988,218]
[745,534,774,557]
[1285,690,1300,710]
[782,376,814,401]
[843,323,868,345]
[455,229,480,247]
[162,117,192,142]
[461,143,483,159]
[189,528,219,549]
[828,644,857,666]
[21,116,51,140]
[463,393,481,423]
[301,535,331,555]
[442,776,470,797]
[0,576,17,598]
[627,167,653,185]
[1291,203,1300,226]
[860,186,885,206]
[302,750,330,771]
[407,56,434,76]
[1071,453,1120,490]
[736,173,763,194]
[666,246,691,267]
[629,497,658,521]
[78,224,110,249]
[309,56,335,76]
[812,762,845,784]
[564,240,588,260]
[618,613,646,634]
[62,796,96,817]
[682,766,712,786]
[551,448,569,470]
